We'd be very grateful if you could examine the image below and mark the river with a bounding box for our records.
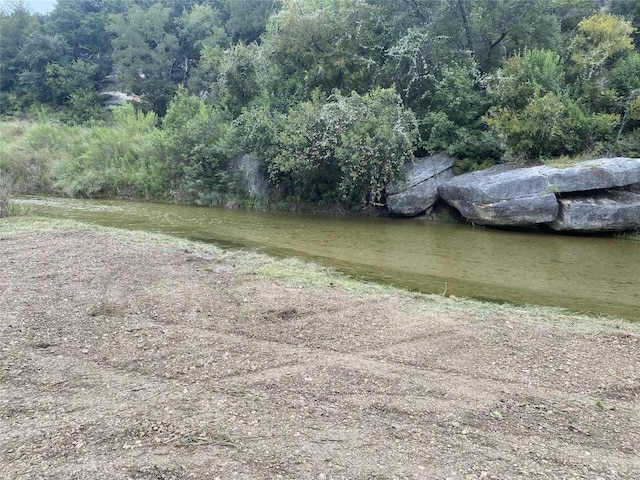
[17,196,640,321]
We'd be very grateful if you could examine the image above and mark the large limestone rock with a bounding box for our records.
[438,157,640,229]
[386,155,455,216]
[549,191,640,232]
[437,164,559,226]
[232,153,269,197]
[544,157,640,192]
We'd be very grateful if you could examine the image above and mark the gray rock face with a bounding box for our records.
[549,191,640,232]
[545,157,640,192]
[232,154,269,197]
[437,164,560,226]
[386,155,455,216]
[436,157,640,230]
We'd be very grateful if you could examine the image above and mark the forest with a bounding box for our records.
[1,0,640,212]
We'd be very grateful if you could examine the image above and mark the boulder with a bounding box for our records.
[549,191,640,232]
[232,153,269,197]
[386,155,455,216]
[438,157,640,229]
[544,157,640,192]
[437,164,559,226]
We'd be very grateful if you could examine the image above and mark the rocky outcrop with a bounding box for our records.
[232,154,269,197]
[386,155,455,216]
[549,191,640,232]
[435,157,640,232]
[437,164,559,226]
[543,157,640,192]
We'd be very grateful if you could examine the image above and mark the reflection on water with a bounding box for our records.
[18,197,640,321]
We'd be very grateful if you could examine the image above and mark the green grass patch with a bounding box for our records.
[2,216,638,335]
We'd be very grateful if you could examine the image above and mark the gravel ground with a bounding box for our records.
[1,220,639,479]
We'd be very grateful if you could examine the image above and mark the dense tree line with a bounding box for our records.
[1,0,640,210]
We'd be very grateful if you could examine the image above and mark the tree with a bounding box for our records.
[0,1,40,93]
[457,0,561,72]
[570,13,636,80]
[485,43,622,159]
[489,48,565,110]
[17,31,72,104]
[485,93,619,159]
[158,87,236,203]
[45,59,103,121]
[386,27,473,116]
[195,42,262,117]
[378,0,561,74]
[176,2,226,59]
[43,0,113,77]
[546,0,600,32]
[568,13,636,113]
[256,87,419,208]
[611,0,640,46]
[107,2,179,114]
[219,0,282,44]
[422,65,500,164]
[261,0,387,108]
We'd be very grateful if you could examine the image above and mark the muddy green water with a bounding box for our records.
[17,197,640,321]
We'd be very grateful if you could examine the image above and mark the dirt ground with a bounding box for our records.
[1,221,639,479]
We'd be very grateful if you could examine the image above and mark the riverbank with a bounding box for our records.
[1,218,639,479]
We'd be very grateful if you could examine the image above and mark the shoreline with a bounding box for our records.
[1,217,639,478]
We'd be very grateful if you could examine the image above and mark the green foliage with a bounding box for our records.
[0,1,40,93]
[50,104,161,198]
[262,0,386,108]
[177,3,226,58]
[107,3,180,114]
[245,87,418,208]
[17,32,73,104]
[3,0,640,211]
[459,0,561,72]
[157,87,238,204]
[610,53,640,97]
[0,187,8,218]
[490,49,565,110]
[195,42,262,117]
[220,0,281,44]
[0,120,66,194]
[570,13,636,81]
[422,65,502,165]
[485,93,619,159]
[44,59,104,122]
[44,0,113,76]
[387,27,473,116]
[380,0,561,75]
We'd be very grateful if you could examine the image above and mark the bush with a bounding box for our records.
[50,103,161,198]
[156,87,239,204]
[0,120,63,194]
[246,87,419,208]
[484,93,619,159]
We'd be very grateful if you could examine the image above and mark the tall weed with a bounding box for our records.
[0,177,9,218]
[0,120,65,193]
[50,104,162,198]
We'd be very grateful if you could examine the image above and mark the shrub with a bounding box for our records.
[249,87,419,208]
[0,120,63,194]
[484,93,619,159]
[156,87,239,204]
[50,103,161,198]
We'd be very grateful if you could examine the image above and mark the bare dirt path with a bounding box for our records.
[1,220,639,479]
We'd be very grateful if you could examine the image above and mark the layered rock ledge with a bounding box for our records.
[392,157,640,232]
[386,155,455,216]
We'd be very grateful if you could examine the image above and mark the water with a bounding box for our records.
[16,196,640,321]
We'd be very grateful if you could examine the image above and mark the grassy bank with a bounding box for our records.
[3,217,640,478]
[2,215,637,335]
